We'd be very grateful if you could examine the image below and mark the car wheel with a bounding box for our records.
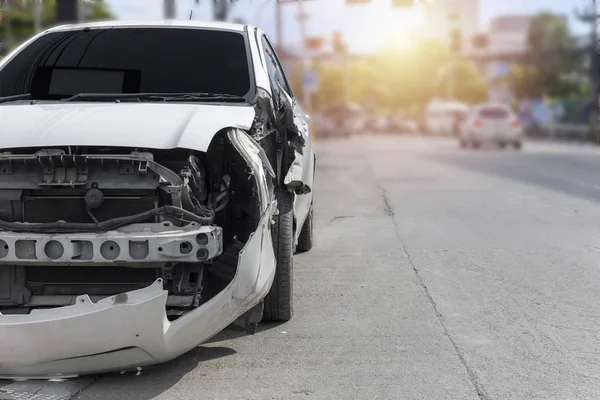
[296,204,313,253]
[513,141,522,150]
[262,190,294,322]
[499,141,507,149]
[459,140,468,149]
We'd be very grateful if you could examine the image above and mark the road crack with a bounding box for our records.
[365,157,489,400]
[381,190,395,217]
[383,186,488,400]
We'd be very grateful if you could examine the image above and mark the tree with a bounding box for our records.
[358,37,453,110]
[0,0,115,56]
[313,64,346,109]
[309,36,489,111]
[82,0,115,22]
[526,12,584,98]
[505,65,543,100]
[437,59,488,104]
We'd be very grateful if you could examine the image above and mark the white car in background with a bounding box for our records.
[318,104,364,138]
[425,100,469,136]
[366,114,388,133]
[459,103,523,149]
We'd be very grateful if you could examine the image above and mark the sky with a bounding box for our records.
[105,0,593,53]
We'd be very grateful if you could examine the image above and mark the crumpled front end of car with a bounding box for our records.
[0,129,276,378]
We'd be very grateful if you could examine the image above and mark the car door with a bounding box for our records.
[258,34,315,240]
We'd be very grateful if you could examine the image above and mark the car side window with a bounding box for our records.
[261,36,293,98]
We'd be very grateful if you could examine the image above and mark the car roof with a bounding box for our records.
[46,20,253,34]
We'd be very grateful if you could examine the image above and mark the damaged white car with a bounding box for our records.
[0,21,315,378]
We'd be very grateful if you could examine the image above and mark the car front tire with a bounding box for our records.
[513,141,522,150]
[262,190,294,322]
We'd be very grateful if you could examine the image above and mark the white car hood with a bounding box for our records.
[0,102,256,152]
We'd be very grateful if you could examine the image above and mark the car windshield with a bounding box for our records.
[0,27,252,101]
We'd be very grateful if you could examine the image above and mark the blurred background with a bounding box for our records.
[0,0,597,142]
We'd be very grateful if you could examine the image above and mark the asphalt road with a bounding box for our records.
[3,135,600,400]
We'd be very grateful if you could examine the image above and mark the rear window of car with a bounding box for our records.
[0,27,252,98]
[478,107,510,119]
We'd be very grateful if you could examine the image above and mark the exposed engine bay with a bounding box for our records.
[0,131,269,320]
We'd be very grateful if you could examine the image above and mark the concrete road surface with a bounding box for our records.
[3,135,600,400]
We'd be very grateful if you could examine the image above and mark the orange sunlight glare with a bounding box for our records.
[348,3,424,53]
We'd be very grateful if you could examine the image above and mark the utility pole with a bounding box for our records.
[332,31,349,106]
[56,0,79,23]
[276,0,317,52]
[164,0,176,19]
[214,0,229,21]
[276,0,283,47]
[191,0,231,22]
[297,0,311,113]
[447,15,461,101]
[275,0,314,47]
[2,0,14,53]
[276,0,318,110]
[344,51,350,107]
[33,0,42,33]
[592,0,598,143]
[576,0,599,143]
[448,59,455,100]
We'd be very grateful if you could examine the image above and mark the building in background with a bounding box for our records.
[482,13,570,80]
[483,15,533,103]
[421,0,480,52]
[487,15,532,55]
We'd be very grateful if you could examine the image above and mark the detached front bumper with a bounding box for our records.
[0,201,276,379]
[0,129,278,379]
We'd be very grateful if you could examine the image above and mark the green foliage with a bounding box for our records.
[0,0,115,55]
[505,65,543,99]
[312,36,488,111]
[528,12,576,68]
[437,59,488,104]
[313,64,346,109]
[522,11,585,99]
[83,0,115,22]
[288,66,303,102]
